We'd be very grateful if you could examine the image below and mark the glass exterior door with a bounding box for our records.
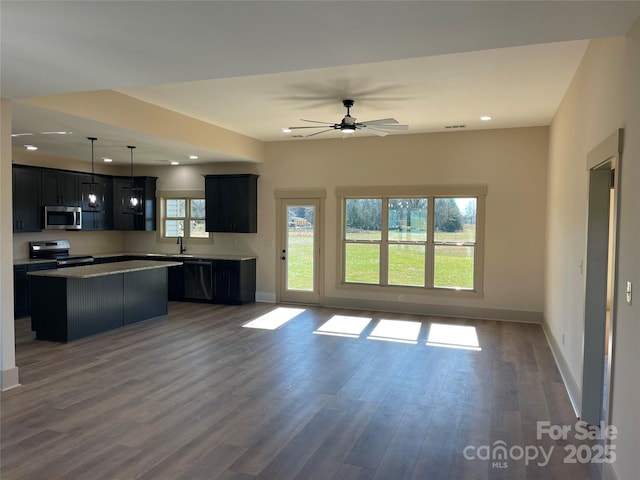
[280,199,320,304]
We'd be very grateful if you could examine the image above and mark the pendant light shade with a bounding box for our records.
[122,145,144,215]
[81,136,104,212]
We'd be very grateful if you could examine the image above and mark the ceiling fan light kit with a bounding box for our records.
[286,99,409,138]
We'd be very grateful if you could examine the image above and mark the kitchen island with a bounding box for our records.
[28,260,182,342]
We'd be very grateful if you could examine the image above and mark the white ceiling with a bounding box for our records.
[2,0,640,164]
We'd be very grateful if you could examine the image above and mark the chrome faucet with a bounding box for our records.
[176,236,186,254]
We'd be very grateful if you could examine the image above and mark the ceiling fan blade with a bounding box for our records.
[305,129,334,137]
[366,128,389,137]
[300,119,335,125]
[359,118,399,125]
[288,126,334,130]
[366,124,409,130]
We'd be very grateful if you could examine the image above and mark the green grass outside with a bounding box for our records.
[288,226,475,290]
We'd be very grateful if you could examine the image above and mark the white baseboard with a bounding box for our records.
[321,295,543,323]
[256,291,276,303]
[1,367,20,391]
[542,322,581,418]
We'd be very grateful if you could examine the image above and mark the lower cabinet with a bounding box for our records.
[181,258,256,304]
[213,259,256,304]
[14,262,57,319]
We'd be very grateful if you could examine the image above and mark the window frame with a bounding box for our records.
[336,185,486,298]
[157,190,212,244]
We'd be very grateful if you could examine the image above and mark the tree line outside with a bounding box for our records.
[285,197,479,292]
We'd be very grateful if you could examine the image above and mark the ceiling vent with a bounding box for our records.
[444,125,467,129]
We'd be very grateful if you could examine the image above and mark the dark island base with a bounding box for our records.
[30,268,168,343]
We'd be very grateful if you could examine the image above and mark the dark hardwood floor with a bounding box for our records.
[1,302,599,479]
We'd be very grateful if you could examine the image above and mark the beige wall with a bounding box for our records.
[263,128,548,318]
[1,99,19,390]
[546,32,640,480]
[613,20,640,480]
[546,37,625,390]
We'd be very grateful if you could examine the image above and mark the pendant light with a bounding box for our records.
[122,145,143,215]
[81,136,102,211]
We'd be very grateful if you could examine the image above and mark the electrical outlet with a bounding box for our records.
[398,295,404,302]
[626,281,632,305]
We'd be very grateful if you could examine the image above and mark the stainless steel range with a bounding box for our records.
[29,240,94,267]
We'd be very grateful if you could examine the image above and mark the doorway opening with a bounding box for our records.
[581,129,622,427]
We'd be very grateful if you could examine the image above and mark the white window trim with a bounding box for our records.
[156,190,212,244]
[335,185,486,298]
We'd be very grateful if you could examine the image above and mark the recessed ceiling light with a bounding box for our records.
[102,157,113,163]
[41,131,71,135]
[11,133,33,137]
[480,115,492,121]
[282,128,292,133]
[170,161,180,165]
[24,145,38,151]
[188,154,198,160]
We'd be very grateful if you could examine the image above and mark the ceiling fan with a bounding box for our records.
[285,99,409,137]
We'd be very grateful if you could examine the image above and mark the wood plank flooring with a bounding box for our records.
[1,302,600,479]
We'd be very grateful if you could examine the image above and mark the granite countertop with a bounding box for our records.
[15,252,257,265]
[27,260,183,279]
[93,252,258,261]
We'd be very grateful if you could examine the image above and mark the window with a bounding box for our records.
[338,186,485,294]
[162,197,208,239]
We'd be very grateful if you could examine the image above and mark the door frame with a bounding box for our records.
[581,129,623,427]
[275,189,326,304]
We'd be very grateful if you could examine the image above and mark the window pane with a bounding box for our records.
[165,219,184,237]
[388,245,425,286]
[345,243,380,284]
[287,206,315,291]
[388,198,427,241]
[190,199,206,219]
[189,220,208,238]
[166,199,186,217]
[434,245,474,289]
[434,198,476,243]
[345,199,382,241]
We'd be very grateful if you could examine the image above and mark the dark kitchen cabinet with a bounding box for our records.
[213,258,256,304]
[13,265,28,318]
[14,261,57,318]
[112,176,157,231]
[41,170,79,206]
[79,174,113,230]
[205,174,258,233]
[168,265,184,301]
[12,166,42,232]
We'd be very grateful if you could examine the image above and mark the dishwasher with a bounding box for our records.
[183,259,213,301]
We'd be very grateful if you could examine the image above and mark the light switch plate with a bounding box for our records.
[626,281,632,305]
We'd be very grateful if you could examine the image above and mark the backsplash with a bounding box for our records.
[13,230,126,260]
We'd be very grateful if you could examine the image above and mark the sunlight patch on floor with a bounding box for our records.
[367,319,421,344]
[426,323,481,351]
[314,315,372,338]
[242,307,306,330]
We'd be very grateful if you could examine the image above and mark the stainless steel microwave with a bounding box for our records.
[44,206,82,230]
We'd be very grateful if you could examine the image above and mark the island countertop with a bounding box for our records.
[27,260,183,279]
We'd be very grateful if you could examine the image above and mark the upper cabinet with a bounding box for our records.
[12,165,42,233]
[112,176,157,231]
[79,173,113,231]
[11,165,156,233]
[205,174,258,233]
[41,170,79,206]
